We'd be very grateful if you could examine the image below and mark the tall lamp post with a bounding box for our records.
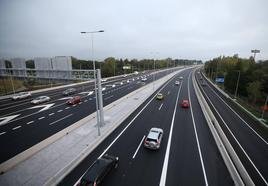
[251,49,260,61]
[234,70,240,99]
[81,30,104,136]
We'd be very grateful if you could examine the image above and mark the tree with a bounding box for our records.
[247,81,261,104]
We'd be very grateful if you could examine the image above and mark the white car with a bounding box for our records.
[12,92,32,100]
[141,77,147,82]
[175,81,180,85]
[144,128,163,150]
[31,96,51,104]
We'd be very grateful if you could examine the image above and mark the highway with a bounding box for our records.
[60,68,233,186]
[196,70,268,186]
[0,69,176,163]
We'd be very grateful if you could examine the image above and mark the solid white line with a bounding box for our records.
[158,103,164,110]
[74,74,179,186]
[38,117,45,120]
[49,113,55,116]
[57,110,63,113]
[188,71,208,186]
[159,82,183,186]
[65,107,70,110]
[201,82,268,185]
[49,114,73,126]
[104,95,114,100]
[207,83,268,146]
[26,121,34,125]
[12,126,21,130]
[0,132,6,136]
[132,135,146,159]
[98,76,177,160]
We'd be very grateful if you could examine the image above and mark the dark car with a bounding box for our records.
[79,154,119,186]
[181,99,190,108]
[62,88,76,96]
[66,96,81,105]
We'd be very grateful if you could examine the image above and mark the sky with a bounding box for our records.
[0,0,267,62]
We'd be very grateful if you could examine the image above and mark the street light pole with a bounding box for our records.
[234,70,240,99]
[81,30,104,136]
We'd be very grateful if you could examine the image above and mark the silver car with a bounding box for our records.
[144,128,163,150]
[31,96,51,104]
[12,92,32,100]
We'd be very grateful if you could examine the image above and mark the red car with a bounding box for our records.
[181,99,190,108]
[66,96,81,105]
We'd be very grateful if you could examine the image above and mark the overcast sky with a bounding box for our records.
[0,0,267,62]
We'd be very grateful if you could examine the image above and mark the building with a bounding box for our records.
[34,56,73,79]
[10,58,26,77]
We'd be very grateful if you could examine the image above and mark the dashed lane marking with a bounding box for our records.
[65,107,70,110]
[49,113,55,116]
[38,117,45,120]
[49,114,73,126]
[27,121,34,125]
[158,103,164,110]
[0,132,6,136]
[57,110,63,113]
[12,126,21,130]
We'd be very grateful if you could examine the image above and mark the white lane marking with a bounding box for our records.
[158,103,164,110]
[12,126,21,130]
[207,82,268,146]
[188,71,208,186]
[78,102,82,105]
[104,95,114,100]
[88,91,94,96]
[201,82,268,185]
[72,105,76,107]
[132,135,146,159]
[27,121,34,125]
[84,100,88,102]
[0,132,6,136]
[38,117,45,120]
[49,113,55,116]
[159,81,183,186]
[0,114,21,126]
[167,91,170,95]
[49,114,73,126]
[57,110,63,113]
[65,107,70,110]
[28,103,55,112]
[58,97,73,101]
[74,74,179,186]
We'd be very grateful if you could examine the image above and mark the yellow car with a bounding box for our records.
[156,93,164,100]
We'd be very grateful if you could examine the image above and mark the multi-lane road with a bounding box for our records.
[60,68,233,186]
[0,69,176,163]
[1,66,268,185]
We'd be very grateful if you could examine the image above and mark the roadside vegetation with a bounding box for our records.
[204,55,268,123]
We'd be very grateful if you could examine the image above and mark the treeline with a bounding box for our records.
[72,57,202,77]
[204,55,268,104]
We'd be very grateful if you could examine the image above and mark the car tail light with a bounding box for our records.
[144,139,149,144]
[94,181,97,186]
[157,140,160,145]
